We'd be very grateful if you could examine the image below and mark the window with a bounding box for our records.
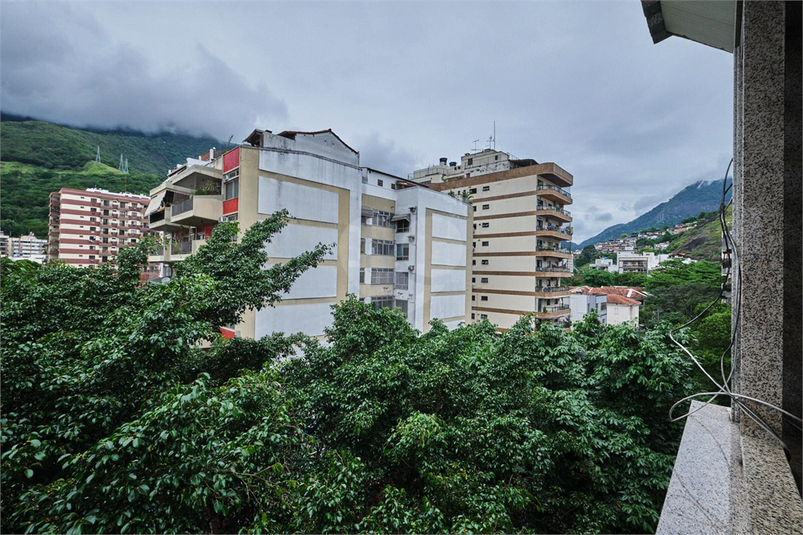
[481,222,489,228]
[396,243,409,260]
[372,296,394,309]
[482,204,490,210]
[224,178,239,200]
[396,218,410,233]
[472,277,476,283]
[481,259,489,265]
[394,299,409,314]
[367,210,394,227]
[482,186,490,192]
[360,268,365,284]
[224,169,239,182]
[470,188,477,194]
[362,175,368,184]
[480,314,488,319]
[482,241,489,246]
[481,277,489,283]
[472,260,476,265]
[371,268,394,285]
[395,271,409,289]
[481,296,488,301]
[471,313,476,319]
[372,239,395,256]
[494,155,498,161]
[471,295,476,301]
[467,158,473,165]
[377,179,384,187]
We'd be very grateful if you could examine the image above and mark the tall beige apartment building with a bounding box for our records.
[146,129,471,339]
[411,149,574,331]
[47,188,156,276]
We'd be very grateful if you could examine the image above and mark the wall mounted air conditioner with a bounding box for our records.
[218,216,228,222]
[408,265,415,271]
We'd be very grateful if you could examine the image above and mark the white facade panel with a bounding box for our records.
[431,242,467,267]
[268,264,338,300]
[258,176,339,224]
[432,213,468,241]
[254,302,333,338]
[431,268,467,293]
[430,294,466,320]
[443,319,464,330]
[263,223,338,261]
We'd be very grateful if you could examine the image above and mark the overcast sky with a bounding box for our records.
[1,0,733,242]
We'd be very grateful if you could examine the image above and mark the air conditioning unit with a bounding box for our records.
[218,216,228,222]
[409,206,417,213]
[408,265,415,272]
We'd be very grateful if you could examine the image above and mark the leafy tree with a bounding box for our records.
[2,219,696,534]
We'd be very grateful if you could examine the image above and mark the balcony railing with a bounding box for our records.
[537,266,571,273]
[536,185,572,199]
[536,204,572,217]
[542,305,571,313]
[172,198,194,216]
[535,245,572,254]
[535,286,569,293]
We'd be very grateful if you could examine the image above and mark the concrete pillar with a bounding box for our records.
[733,0,801,488]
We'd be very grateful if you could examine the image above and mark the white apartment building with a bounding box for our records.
[0,231,48,260]
[411,148,574,331]
[146,129,471,338]
[47,188,155,275]
[616,251,671,274]
[569,291,608,324]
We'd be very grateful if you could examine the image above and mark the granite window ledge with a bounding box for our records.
[657,401,803,535]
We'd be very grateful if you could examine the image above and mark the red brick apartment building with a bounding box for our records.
[47,188,157,278]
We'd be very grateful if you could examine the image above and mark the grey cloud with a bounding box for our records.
[0,3,287,139]
[594,212,614,222]
[357,135,417,178]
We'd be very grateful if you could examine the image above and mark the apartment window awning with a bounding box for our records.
[391,213,410,222]
[361,207,375,217]
[143,190,167,217]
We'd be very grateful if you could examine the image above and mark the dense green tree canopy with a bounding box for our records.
[2,217,696,534]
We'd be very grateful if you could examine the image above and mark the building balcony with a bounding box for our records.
[534,244,572,258]
[534,267,573,277]
[147,238,207,264]
[534,228,572,241]
[533,286,570,297]
[169,196,223,228]
[535,205,572,223]
[533,305,571,318]
[536,185,572,205]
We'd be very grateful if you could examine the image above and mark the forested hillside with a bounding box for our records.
[1,116,222,175]
[0,116,223,237]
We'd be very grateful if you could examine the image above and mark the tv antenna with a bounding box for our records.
[472,139,480,152]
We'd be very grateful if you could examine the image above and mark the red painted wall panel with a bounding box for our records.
[223,147,240,172]
[222,198,239,214]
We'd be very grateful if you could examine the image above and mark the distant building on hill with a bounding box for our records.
[569,286,645,327]
[47,188,158,279]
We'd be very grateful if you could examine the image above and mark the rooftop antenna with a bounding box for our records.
[472,139,480,152]
[95,146,101,163]
[493,121,496,150]
[226,135,234,151]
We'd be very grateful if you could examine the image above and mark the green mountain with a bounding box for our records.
[1,115,222,175]
[0,116,224,237]
[578,178,732,248]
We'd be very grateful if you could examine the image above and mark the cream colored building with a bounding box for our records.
[410,149,574,331]
[146,129,471,338]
